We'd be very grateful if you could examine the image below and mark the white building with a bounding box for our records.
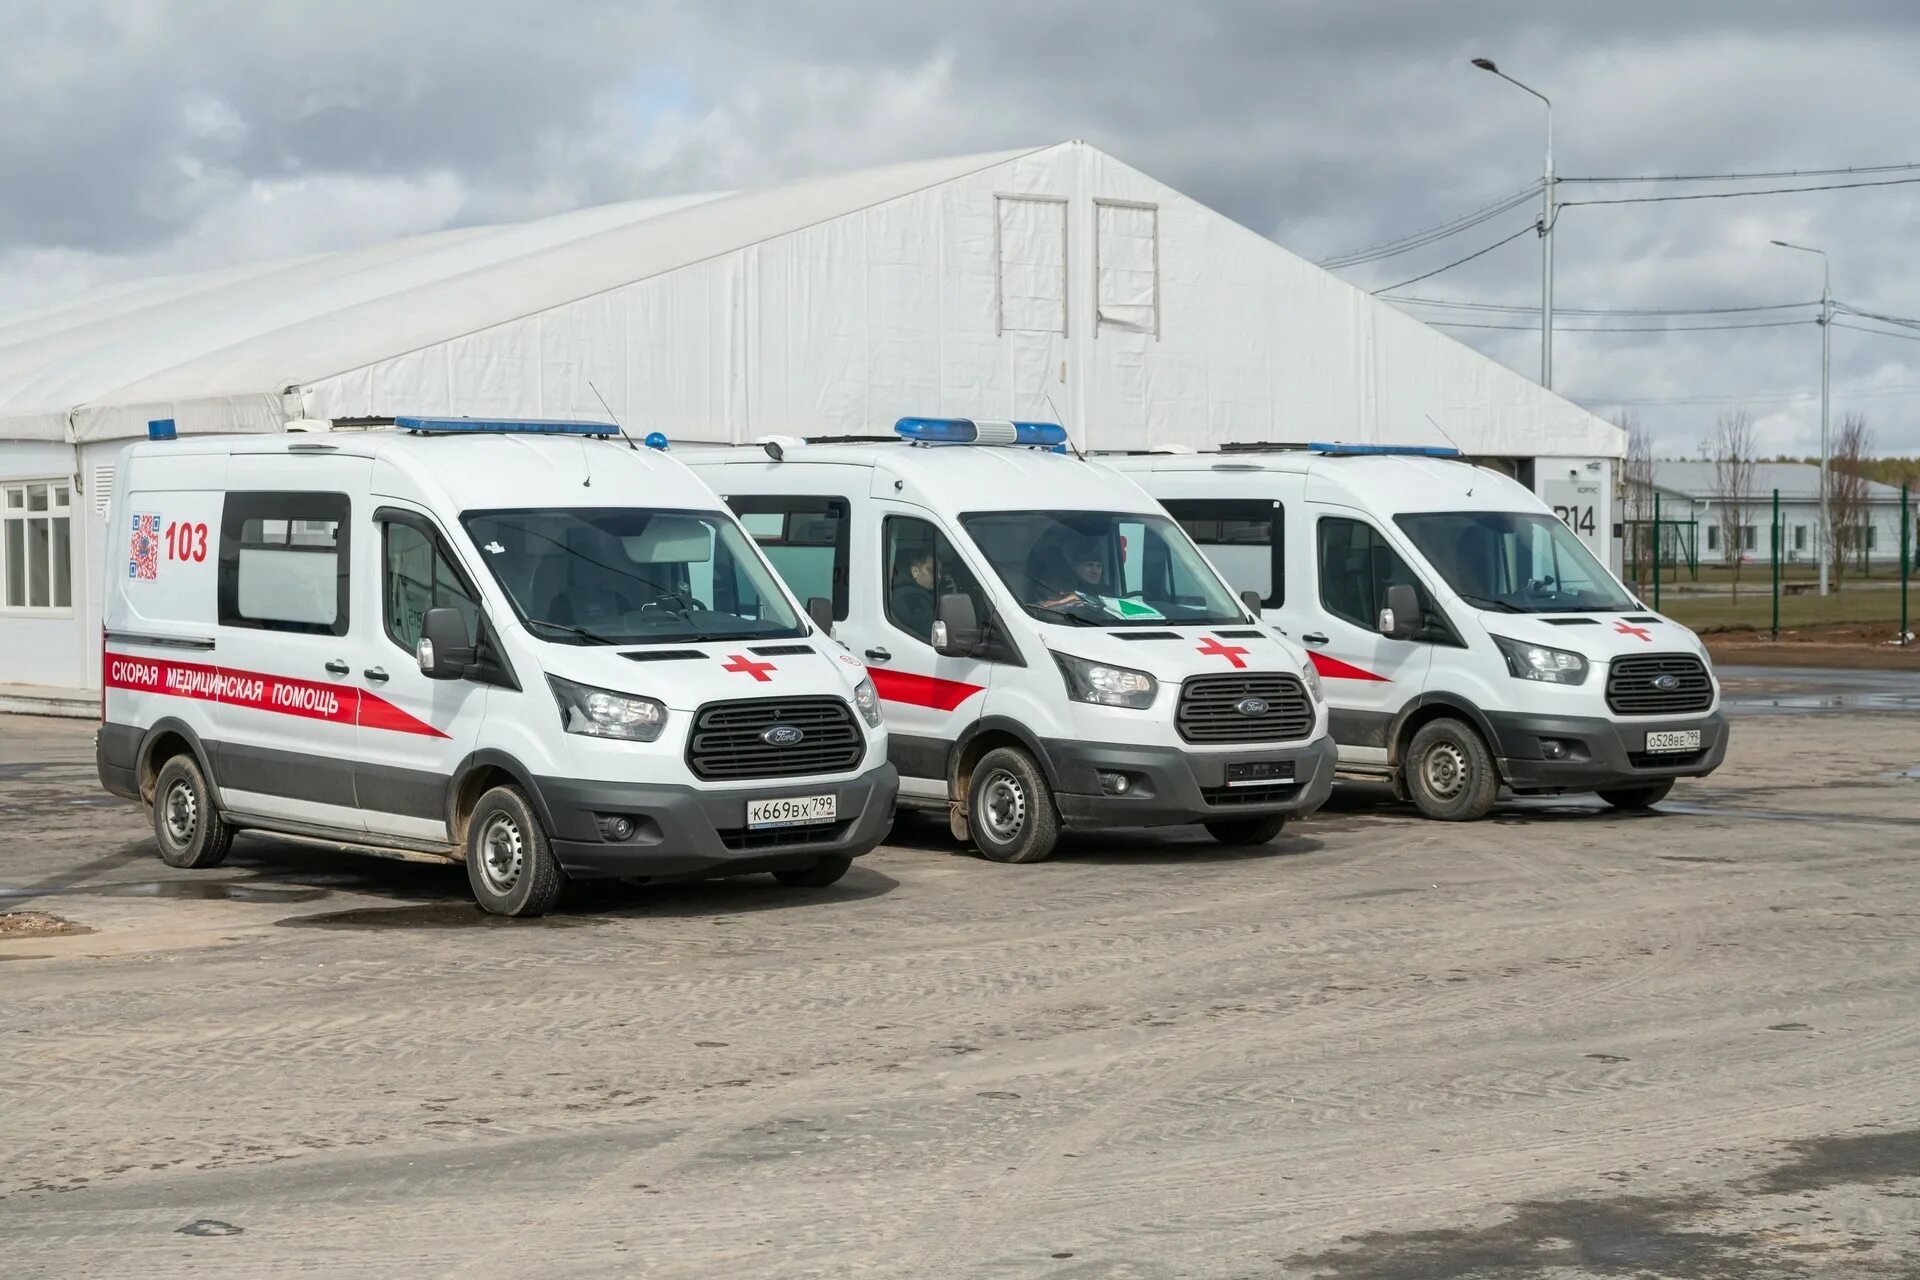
[1642,460,1912,569]
[0,141,1623,713]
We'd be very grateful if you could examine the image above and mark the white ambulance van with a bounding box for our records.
[96,417,897,915]
[683,418,1336,864]
[1106,444,1727,820]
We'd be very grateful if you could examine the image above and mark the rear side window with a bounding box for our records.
[1162,499,1282,606]
[218,492,350,635]
[727,496,850,620]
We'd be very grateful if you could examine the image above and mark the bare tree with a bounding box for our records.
[1615,409,1655,588]
[1828,411,1876,587]
[1706,408,1758,598]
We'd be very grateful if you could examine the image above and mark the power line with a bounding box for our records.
[1430,318,1812,333]
[1833,302,1920,331]
[1368,223,1537,294]
[1561,161,1920,184]
[1389,294,1816,317]
[1559,175,1920,207]
[1572,383,1920,407]
[1319,183,1541,268]
[1833,320,1920,343]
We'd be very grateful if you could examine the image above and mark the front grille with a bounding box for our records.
[718,819,853,852]
[686,696,863,781]
[1176,673,1314,744]
[1606,654,1714,717]
[1200,783,1301,807]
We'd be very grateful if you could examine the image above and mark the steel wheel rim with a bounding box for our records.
[1422,741,1469,800]
[163,779,198,845]
[477,814,525,894]
[979,770,1028,844]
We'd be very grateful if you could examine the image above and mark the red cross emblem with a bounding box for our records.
[1613,620,1652,642]
[1196,636,1250,669]
[722,653,777,681]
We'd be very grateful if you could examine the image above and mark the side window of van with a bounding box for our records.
[728,496,849,619]
[218,492,350,636]
[1317,516,1422,632]
[1161,500,1283,607]
[882,516,988,646]
[383,521,481,653]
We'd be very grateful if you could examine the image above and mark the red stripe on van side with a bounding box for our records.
[866,666,985,712]
[103,653,449,738]
[1307,651,1390,683]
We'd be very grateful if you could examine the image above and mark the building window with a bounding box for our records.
[995,195,1068,335]
[2,480,73,611]
[1793,525,1808,551]
[1705,525,1719,552]
[1866,525,1878,551]
[1740,525,1757,552]
[1094,200,1159,336]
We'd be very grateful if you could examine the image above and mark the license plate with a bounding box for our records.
[1226,760,1296,787]
[1644,729,1701,754]
[747,794,837,829]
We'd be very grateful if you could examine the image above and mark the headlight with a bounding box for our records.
[1300,657,1324,703]
[547,674,668,741]
[852,675,883,728]
[1053,652,1158,709]
[1490,635,1589,685]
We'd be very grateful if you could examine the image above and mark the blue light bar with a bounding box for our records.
[395,415,619,437]
[1308,442,1462,458]
[894,417,1069,448]
[147,418,177,440]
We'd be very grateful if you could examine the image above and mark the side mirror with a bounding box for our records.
[805,595,834,636]
[1378,583,1422,641]
[417,607,476,680]
[1239,589,1264,619]
[934,592,981,657]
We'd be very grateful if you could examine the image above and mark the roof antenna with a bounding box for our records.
[1042,390,1086,460]
[587,380,640,452]
[1424,413,1464,455]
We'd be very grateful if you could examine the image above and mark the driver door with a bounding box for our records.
[1307,511,1436,763]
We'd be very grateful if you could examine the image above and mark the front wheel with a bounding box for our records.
[966,747,1061,864]
[151,754,233,869]
[1203,815,1288,846]
[1404,718,1498,821]
[1598,779,1674,810]
[465,786,566,917]
[772,856,852,887]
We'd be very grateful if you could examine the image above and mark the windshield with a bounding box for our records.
[461,507,804,645]
[959,510,1247,627]
[1395,511,1636,614]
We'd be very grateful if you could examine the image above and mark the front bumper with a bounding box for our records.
[532,761,898,880]
[1487,709,1729,791]
[1041,735,1337,828]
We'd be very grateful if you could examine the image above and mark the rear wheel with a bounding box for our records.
[1203,814,1288,845]
[1598,779,1674,810]
[966,747,1060,864]
[151,754,233,869]
[772,856,853,887]
[1404,718,1498,821]
[465,786,565,917]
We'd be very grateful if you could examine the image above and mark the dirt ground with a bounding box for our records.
[3,682,1920,1278]
[1707,622,1920,671]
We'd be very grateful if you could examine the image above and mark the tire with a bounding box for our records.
[464,786,566,917]
[966,746,1061,864]
[1203,814,1288,846]
[151,753,234,869]
[1404,717,1499,821]
[772,856,853,887]
[1598,779,1675,810]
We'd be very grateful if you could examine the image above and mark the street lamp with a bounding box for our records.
[1470,56,1555,388]
[1771,238,1832,597]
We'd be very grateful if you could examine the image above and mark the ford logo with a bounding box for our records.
[761,725,805,747]
[1235,697,1270,717]
[1650,675,1681,692]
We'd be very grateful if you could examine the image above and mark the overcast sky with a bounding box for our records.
[4,1,1917,456]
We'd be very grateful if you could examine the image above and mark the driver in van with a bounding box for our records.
[890,545,937,641]
[1032,532,1107,609]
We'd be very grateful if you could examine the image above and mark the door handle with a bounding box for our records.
[364,667,389,683]
[325,659,350,675]
[1301,633,1330,646]
[864,647,892,663]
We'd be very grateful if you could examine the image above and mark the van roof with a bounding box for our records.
[1102,449,1542,515]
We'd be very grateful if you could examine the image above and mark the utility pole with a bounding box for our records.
[1471,57,1554,388]
[1771,239,1832,596]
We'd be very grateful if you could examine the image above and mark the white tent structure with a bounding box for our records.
[0,140,1623,711]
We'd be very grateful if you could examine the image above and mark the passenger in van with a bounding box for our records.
[1031,533,1107,609]
[890,546,937,641]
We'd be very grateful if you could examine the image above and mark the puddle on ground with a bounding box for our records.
[0,954,51,962]
[1658,801,1915,829]
[276,902,603,930]
[0,881,330,904]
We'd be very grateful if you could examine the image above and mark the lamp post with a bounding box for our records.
[1770,238,1831,597]
[1471,56,1554,389]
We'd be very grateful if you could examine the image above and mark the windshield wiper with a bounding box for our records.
[529,620,624,645]
[1453,593,1523,614]
[1024,603,1097,626]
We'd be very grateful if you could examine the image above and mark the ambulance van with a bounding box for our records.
[1106,444,1728,820]
[96,418,897,916]
[683,418,1336,864]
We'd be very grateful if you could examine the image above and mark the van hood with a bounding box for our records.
[1473,611,1711,665]
[1029,623,1311,683]
[531,634,870,712]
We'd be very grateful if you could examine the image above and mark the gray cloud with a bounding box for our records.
[3,0,1917,454]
